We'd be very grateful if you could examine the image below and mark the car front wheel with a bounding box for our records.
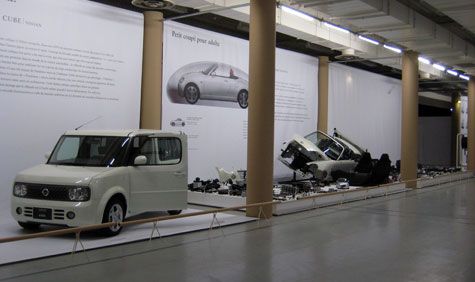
[184,83,200,104]
[237,90,248,109]
[100,198,125,236]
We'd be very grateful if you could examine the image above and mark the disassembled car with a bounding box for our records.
[11,130,188,236]
[279,129,365,182]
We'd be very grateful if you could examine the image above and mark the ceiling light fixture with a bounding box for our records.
[418,57,430,65]
[459,74,470,81]
[383,44,402,54]
[447,69,458,76]
[358,35,379,45]
[324,22,350,33]
[281,6,314,22]
[433,63,446,71]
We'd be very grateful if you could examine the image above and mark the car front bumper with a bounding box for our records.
[11,197,99,227]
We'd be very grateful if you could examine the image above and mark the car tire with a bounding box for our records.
[18,221,41,230]
[167,210,182,216]
[171,122,175,126]
[184,83,200,104]
[100,198,125,236]
[237,90,248,109]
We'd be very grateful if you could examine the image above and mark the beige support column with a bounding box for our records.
[140,11,163,130]
[246,0,276,218]
[451,94,461,166]
[401,51,419,188]
[317,56,329,133]
[468,77,475,172]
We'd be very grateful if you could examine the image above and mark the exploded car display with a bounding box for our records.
[279,129,365,182]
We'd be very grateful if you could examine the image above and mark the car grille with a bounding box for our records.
[24,184,70,201]
[23,207,65,220]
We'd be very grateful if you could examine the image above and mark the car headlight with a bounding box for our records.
[178,77,185,84]
[68,187,90,201]
[13,183,28,197]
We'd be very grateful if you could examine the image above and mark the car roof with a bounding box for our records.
[63,129,169,137]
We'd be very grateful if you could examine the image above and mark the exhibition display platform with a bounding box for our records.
[0,208,254,265]
[188,171,474,215]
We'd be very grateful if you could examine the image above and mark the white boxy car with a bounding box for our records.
[11,130,187,236]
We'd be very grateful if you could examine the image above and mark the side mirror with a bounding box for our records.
[134,155,147,166]
[44,152,51,160]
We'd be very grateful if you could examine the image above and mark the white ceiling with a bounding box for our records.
[172,0,475,78]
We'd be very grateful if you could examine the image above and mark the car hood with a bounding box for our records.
[279,134,327,172]
[15,164,112,186]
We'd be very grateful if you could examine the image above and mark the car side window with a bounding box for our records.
[130,136,181,165]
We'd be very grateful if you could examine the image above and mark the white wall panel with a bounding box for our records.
[0,0,143,214]
[328,63,402,163]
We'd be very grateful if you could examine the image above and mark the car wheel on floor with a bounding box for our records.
[100,198,125,236]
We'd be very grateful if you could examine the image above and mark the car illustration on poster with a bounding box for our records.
[170,118,185,127]
[167,62,249,109]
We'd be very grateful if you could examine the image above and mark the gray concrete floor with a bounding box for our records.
[1,179,475,282]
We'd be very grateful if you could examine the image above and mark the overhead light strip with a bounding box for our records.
[447,69,458,76]
[459,74,470,81]
[418,56,430,65]
[383,44,402,54]
[433,63,446,71]
[324,22,350,33]
[358,35,379,45]
[281,5,315,22]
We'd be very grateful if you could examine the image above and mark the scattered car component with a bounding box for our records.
[335,178,350,189]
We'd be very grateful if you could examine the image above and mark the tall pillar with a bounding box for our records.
[317,56,329,133]
[468,77,475,172]
[451,94,461,166]
[140,11,163,129]
[246,0,276,218]
[401,51,419,188]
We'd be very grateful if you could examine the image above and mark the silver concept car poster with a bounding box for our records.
[162,21,318,181]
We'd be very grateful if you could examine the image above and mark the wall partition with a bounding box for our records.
[328,63,402,163]
[0,0,144,214]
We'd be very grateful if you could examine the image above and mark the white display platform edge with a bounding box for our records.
[273,183,407,215]
[188,191,246,208]
[416,171,473,188]
[188,171,474,216]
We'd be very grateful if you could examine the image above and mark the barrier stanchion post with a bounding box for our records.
[257,205,271,226]
[149,221,161,241]
[71,231,87,260]
[208,212,225,237]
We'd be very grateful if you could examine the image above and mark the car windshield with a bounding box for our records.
[304,131,344,160]
[48,135,129,167]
